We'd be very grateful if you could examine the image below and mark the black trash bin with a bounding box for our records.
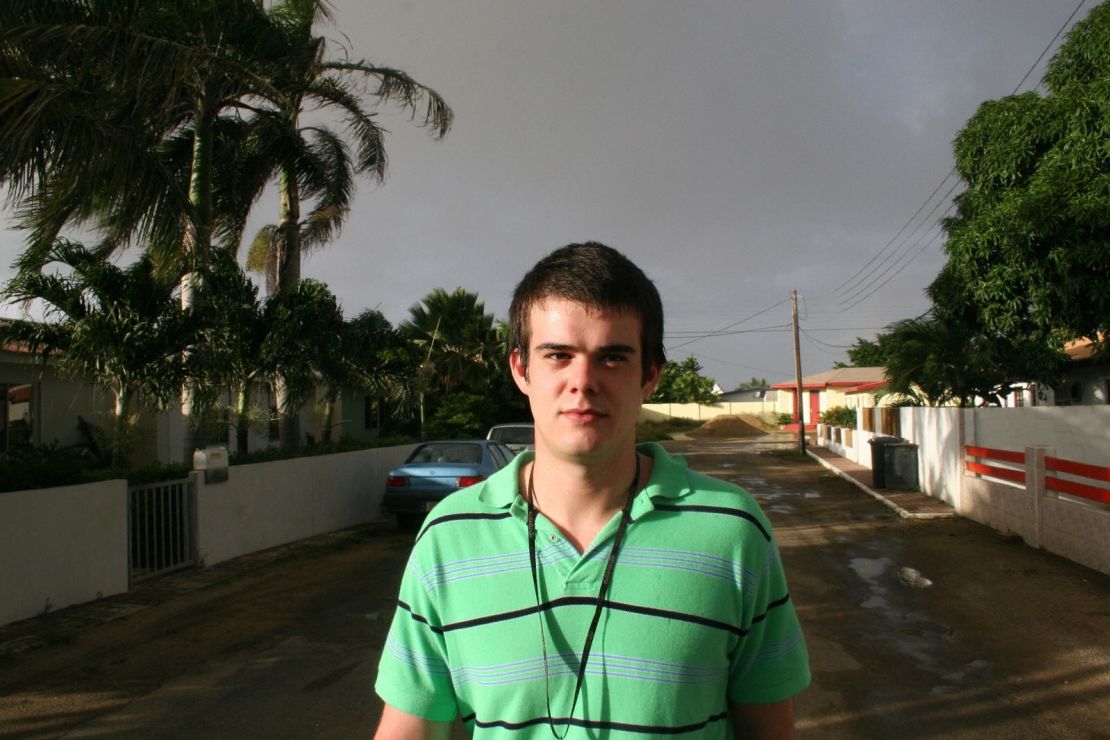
[867,436,902,489]
[884,442,920,490]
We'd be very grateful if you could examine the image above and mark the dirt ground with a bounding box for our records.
[1,435,1108,738]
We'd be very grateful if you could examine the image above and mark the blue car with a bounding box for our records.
[384,439,517,530]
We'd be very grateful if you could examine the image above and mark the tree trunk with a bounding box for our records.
[235,383,251,456]
[113,387,131,469]
[275,164,302,449]
[320,388,338,443]
[180,105,215,462]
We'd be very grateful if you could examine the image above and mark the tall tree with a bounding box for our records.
[245,0,452,296]
[942,1,1110,351]
[241,0,452,447]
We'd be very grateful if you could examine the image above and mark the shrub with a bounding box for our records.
[426,393,498,439]
[775,412,794,426]
[820,405,857,428]
[0,443,88,492]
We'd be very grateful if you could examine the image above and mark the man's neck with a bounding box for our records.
[525,446,650,552]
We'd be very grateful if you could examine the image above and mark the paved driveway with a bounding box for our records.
[1,436,1107,738]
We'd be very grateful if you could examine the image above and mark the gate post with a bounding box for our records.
[1026,445,1054,549]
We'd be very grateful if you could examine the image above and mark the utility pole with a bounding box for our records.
[792,289,806,454]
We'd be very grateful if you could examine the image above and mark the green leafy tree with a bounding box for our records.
[0,242,190,465]
[261,279,347,449]
[941,2,1110,350]
[426,392,499,439]
[317,310,418,442]
[835,338,889,369]
[647,356,718,404]
[873,272,1063,407]
[187,255,274,455]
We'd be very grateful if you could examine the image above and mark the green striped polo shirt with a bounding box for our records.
[375,442,810,737]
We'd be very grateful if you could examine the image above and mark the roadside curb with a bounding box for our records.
[806,449,955,521]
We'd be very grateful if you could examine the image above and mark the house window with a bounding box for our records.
[2,383,34,453]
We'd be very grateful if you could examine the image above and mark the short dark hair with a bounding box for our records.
[509,242,665,380]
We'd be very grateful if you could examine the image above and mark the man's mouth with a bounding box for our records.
[562,408,607,422]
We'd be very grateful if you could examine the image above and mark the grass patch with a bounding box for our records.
[637,418,703,442]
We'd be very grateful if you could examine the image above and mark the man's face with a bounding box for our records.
[510,298,660,465]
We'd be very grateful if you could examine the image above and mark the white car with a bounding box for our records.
[486,423,535,453]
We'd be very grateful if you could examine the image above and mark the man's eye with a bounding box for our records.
[602,355,628,365]
[545,352,571,361]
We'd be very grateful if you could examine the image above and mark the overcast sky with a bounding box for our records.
[0,0,1091,389]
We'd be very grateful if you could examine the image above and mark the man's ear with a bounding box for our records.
[642,360,662,400]
[509,347,530,395]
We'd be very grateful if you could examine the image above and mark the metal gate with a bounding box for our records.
[128,477,197,585]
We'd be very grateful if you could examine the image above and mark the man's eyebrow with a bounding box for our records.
[532,342,638,354]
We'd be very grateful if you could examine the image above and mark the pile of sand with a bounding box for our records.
[687,414,768,438]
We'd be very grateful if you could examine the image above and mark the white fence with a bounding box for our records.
[0,443,416,627]
[640,400,777,423]
[819,406,1110,575]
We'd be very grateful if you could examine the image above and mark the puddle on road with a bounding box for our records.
[847,553,962,675]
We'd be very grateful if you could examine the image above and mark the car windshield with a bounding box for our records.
[490,427,533,445]
[409,443,483,465]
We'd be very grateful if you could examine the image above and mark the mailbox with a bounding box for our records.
[193,445,229,483]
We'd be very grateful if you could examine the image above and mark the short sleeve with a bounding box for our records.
[374,548,459,721]
[727,540,811,705]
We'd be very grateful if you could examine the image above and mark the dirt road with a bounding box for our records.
[1,436,1108,738]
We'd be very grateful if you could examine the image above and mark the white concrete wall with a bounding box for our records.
[826,406,1110,575]
[195,443,417,566]
[0,479,129,626]
[640,401,777,423]
[900,407,963,507]
[963,406,1110,468]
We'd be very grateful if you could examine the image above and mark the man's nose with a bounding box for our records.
[568,357,599,393]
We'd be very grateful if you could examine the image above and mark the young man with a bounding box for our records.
[375,243,809,738]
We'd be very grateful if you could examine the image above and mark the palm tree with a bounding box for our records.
[316,310,415,443]
[0,0,290,457]
[402,288,499,398]
[0,242,191,466]
[241,0,452,448]
[245,0,453,295]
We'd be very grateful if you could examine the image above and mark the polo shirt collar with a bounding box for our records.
[476,442,692,521]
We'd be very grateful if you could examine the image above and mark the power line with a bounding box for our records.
[839,222,949,312]
[665,297,790,351]
[829,0,1088,310]
[664,323,791,338]
[836,180,960,305]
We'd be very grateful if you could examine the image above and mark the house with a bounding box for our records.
[995,336,1108,407]
[771,367,888,428]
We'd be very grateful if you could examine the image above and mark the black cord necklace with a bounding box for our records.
[525,455,640,739]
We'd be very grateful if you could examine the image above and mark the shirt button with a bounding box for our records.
[549,534,560,543]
